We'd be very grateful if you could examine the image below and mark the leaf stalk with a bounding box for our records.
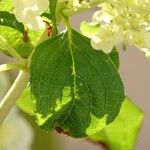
[0,71,29,124]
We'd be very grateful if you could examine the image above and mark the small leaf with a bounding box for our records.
[31,29,124,137]
[41,12,51,20]
[0,11,24,33]
[0,0,13,11]
[89,97,144,150]
[80,21,100,38]
[0,26,43,57]
[17,87,35,116]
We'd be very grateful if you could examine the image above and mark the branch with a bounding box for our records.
[0,35,24,63]
[0,63,27,72]
[0,71,29,124]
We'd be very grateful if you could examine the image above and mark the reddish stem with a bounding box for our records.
[23,30,29,42]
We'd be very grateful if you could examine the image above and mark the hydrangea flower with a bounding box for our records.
[91,25,122,53]
[81,0,150,59]
[12,0,93,31]
[12,0,49,31]
[58,0,93,14]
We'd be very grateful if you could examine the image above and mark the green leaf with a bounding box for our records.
[89,97,144,150]
[80,21,100,38]
[0,0,13,11]
[17,86,35,116]
[0,7,45,57]
[0,11,24,33]
[49,0,58,35]
[0,26,43,57]
[30,29,124,138]
[41,12,51,20]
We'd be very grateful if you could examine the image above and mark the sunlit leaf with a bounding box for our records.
[89,97,144,150]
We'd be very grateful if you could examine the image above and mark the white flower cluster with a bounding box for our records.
[12,0,49,31]
[82,0,150,60]
[12,0,92,31]
[59,0,91,10]
[12,0,150,60]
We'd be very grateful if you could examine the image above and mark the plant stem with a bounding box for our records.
[0,63,27,72]
[49,0,58,36]
[0,35,24,63]
[0,71,29,125]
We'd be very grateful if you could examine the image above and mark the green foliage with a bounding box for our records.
[0,0,13,11]
[80,21,100,38]
[30,29,124,137]
[16,49,119,116]
[0,11,24,33]
[0,1,45,58]
[0,26,43,57]
[17,87,35,116]
[89,97,144,150]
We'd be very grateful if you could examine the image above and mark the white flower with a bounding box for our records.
[13,0,49,31]
[81,0,150,57]
[59,0,91,11]
[91,25,122,53]
[92,3,117,24]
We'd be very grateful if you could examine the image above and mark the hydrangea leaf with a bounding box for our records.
[0,0,13,11]
[80,21,100,38]
[16,49,119,117]
[0,11,25,33]
[89,97,144,150]
[30,29,124,138]
[0,26,43,57]
[17,86,35,116]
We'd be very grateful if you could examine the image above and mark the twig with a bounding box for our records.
[0,63,27,72]
[0,71,29,125]
[0,35,24,63]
